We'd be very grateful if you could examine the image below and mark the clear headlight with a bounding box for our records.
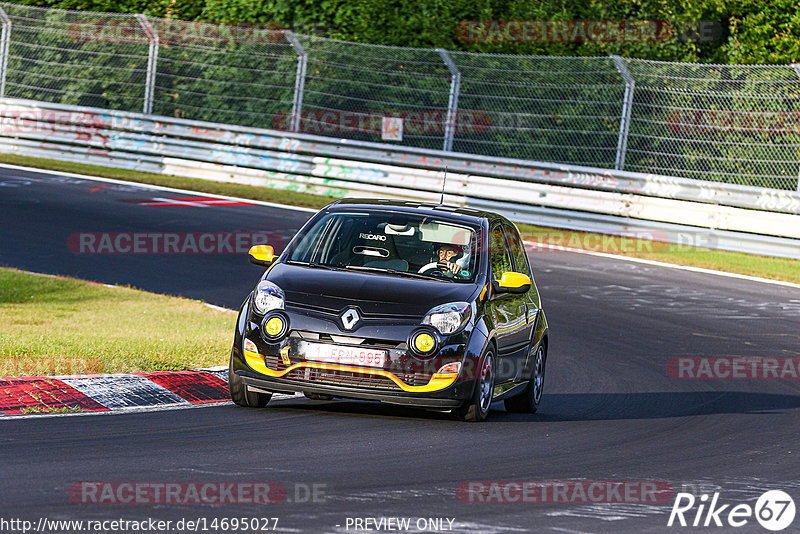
[252,281,284,315]
[422,302,471,335]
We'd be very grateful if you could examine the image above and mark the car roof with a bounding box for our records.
[325,198,508,226]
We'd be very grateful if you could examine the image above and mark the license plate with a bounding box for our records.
[304,342,386,368]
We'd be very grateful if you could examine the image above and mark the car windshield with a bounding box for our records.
[287,211,481,282]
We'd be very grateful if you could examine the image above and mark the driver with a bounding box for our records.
[435,243,464,276]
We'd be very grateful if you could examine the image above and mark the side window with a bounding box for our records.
[489,225,513,281]
[504,223,531,277]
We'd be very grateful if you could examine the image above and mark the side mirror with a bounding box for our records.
[248,245,275,266]
[492,272,531,295]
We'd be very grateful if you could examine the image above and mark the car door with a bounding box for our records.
[503,222,539,379]
[487,223,529,384]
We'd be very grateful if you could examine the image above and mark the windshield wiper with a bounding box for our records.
[344,265,452,281]
[286,260,342,271]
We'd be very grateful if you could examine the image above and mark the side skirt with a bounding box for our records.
[491,381,528,402]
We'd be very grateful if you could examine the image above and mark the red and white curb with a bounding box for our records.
[0,367,233,416]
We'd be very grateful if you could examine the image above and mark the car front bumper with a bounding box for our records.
[237,371,464,408]
[230,296,494,409]
[234,340,474,408]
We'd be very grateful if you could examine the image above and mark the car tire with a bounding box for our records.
[453,348,495,422]
[229,349,271,408]
[504,344,545,414]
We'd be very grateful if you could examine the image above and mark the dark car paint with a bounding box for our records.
[487,220,544,384]
[267,262,481,317]
[231,199,549,409]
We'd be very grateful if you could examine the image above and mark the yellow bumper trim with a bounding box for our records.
[243,347,458,393]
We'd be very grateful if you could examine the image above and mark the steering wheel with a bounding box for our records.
[418,262,455,278]
[418,262,439,274]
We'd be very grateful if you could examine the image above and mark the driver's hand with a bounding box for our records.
[447,261,460,274]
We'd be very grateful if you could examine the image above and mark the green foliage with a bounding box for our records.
[5,0,800,188]
[10,0,799,64]
[722,0,800,64]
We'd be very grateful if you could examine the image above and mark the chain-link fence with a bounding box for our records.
[447,53,626,168]
[623,59,800,189]
[1,2,799,190]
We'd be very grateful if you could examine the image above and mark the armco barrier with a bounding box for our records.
[1,97,798,259]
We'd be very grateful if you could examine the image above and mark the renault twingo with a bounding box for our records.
[229,199,549,421]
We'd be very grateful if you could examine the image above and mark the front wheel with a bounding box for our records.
[453,349,495,422]
[504,344,545,413]
[229,349,271,408]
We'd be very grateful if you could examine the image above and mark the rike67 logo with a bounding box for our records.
[668,490,796,531]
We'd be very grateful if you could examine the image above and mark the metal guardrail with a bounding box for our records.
[0,2,800,190]
[0,97,798,259]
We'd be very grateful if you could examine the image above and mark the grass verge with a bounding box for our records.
[515,224,800,284]
[20,405,83,415]
[0,267,233,376]
[0,152,798,284]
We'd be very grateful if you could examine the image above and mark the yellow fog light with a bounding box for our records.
[265,316,284,337]
[414,332,436,354]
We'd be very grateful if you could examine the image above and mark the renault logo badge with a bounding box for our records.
[340,308,361,331]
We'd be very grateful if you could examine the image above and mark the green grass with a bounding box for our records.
[515,224,800,284]
[0,268,234,377]
[0,152,798,284]
[20,405,83,415]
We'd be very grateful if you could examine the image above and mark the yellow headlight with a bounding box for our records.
[265,316,284,337]
[414,332,436,353]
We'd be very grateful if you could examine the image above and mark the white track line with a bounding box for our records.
[0,162,318,213]
[531,244,800,290]
[2,161,797,289]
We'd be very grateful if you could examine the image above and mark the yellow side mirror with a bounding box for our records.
[493,272,531,295]
[248,245,275,266]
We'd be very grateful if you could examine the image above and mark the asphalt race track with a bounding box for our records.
[1,166,799,533]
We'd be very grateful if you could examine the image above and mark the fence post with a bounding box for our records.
[135,15,158,115]
[611,55,635,171]
[793,64,800,191]
[0,7,11,98]
[284,31,307,133]
[437,48,461,153]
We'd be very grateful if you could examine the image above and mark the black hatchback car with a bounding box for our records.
[229,199,549,421]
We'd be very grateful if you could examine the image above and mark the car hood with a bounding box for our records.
[266,262,480,316]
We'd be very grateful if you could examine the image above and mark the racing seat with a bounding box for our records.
[349,230,409,271]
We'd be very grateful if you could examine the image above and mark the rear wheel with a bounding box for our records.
[453,349,495,422]
[229,349,271,408]
[504,344,545,413]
